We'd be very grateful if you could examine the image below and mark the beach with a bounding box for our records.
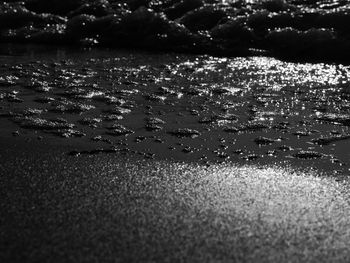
[2,136,350,262]
[1,44,350,262]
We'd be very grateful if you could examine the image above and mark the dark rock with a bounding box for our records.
[216,113,238,121]
[265,27,346,61]
[5,93,23,103]
[183,86,204,96]
[143,152,155,159]
[91,135,112,144]
[199,116,217,124]
[25,80,52,92]
[261,0,297,12]
[273,121,290,130]
[278,145,293,151]
[12,130,20,136]
[232,149,243,154]
[79,37,99,46]
[101,114,124,121]
[104,106,131,115]
[104,7,194,49]
[135,136,146,142]
[316,11,350,35]
[254,136,275,145]
[29,24,68,44]
[106,124,134,136]
[216,151,229,159]
[68,0,114,17]
[50,101,95,113]
[145,124,163,131]
[212,87,232,95]
[182,146,195,153]
[19,108,44,116]
[68,147,118,156]
[144,94,166,102]
[178,5,226,32]
[79,117,102,126]
[266,150,278,156]
[293,150,324,159]
[0,2,61,30]
[154,138,164,143]
[47,129,86,138]
[72,13,126,44]
[93,94,125,105]
[312,135,350,145]
[164,0,203,20]
[18,117,75,130]
[293,130,311,137]
[238,122,269,132]
[0,76,18,86]
[211,19,254,43]
[145,117,165,124]
[190,110,199,116]
[316,113,350,126]
[168,128,201,138]
[223,126,239,133]
[66,14,99,40]
[157,86,179,96]
[247,11,293,35]
[126,0,152,11]
[266,27,336,49]
[68,150,81,156]
[243,154,259,161]
[25,0,84,16]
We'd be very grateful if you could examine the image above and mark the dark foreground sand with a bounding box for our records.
[2,136,350,263]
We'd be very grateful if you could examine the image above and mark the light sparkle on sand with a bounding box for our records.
[102,158,350,261]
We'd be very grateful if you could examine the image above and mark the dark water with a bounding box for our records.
[1,44,350,176]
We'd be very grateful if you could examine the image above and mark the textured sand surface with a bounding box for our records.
[1,138,350,262]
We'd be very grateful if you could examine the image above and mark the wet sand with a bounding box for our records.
[2,137,350,262]
[1,44,350,174]
[2,45,350,262]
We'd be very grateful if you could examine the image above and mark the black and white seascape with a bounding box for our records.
[2,1,350,262]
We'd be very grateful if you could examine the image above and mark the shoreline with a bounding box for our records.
[1,45,350,176]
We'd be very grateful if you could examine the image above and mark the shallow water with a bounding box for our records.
[1,44,350,176]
